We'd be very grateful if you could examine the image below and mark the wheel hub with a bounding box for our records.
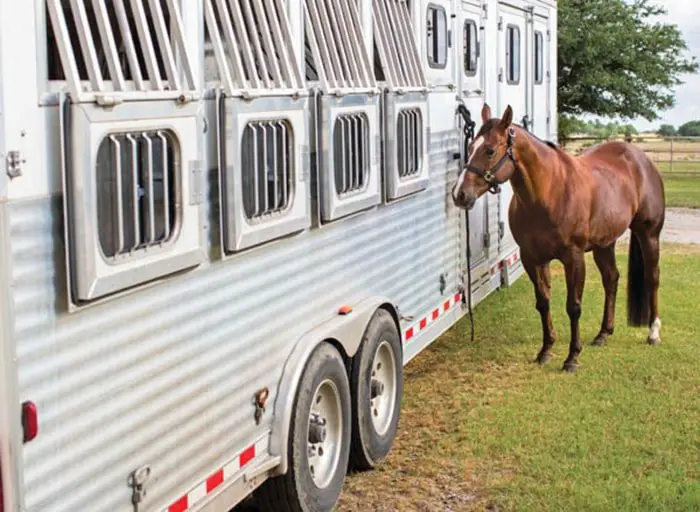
[307,379,343,489]
[369,341,397,436]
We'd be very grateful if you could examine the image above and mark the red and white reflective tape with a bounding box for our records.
[403,292,463,343]
[490,250,521,275]
[165,438,264,512]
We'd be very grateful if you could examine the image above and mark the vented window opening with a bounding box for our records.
[397,109,422,179]
[46,1,175,83]
[203,0,302,91]
[333,114,370,196]
[241,120,294,220]
[96,130,178,259]
[463,20,478,76]
[426,4,447,68]
[534,30,544,84]
[506,24,520,84]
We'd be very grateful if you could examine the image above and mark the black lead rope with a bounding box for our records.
[457,103,476,343]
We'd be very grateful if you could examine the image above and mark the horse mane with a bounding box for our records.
[478,120,562,154]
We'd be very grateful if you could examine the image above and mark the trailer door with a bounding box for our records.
[496,1,529,258]
[458,0,491,301]
[531,12,552,140]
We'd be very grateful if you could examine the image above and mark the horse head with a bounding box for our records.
[452,103,518,210]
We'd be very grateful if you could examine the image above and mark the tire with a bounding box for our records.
[349,309,403,471]
[255,343,351,512]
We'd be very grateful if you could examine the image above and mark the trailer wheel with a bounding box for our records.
[255,342,351,512]
[349,309,403,471]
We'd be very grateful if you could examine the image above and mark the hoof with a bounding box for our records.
[534,352,552,364]
[647,337,661,346]
[591,334,607,347]
[562,362,578,373]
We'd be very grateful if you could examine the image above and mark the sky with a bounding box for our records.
[630,0,700,131]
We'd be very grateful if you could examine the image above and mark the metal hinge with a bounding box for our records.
[547,29,551,41]
[6,150,25,179]
[546,70,551,83]
[189,160,204,205]
[301,144,311,181]
[498,221,505,240]
[497,16,503,30]
[482,3,489,19]
[483,232,490,248]
[498,68,503,82]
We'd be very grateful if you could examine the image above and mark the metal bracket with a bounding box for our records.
[6,151,25,179]
[189,160,204,205]
[128,465,152,506]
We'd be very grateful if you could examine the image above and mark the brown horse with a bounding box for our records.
[452,104,665,372]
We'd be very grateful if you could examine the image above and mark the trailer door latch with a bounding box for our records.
[6,150,25,179]
[129,465,152,506]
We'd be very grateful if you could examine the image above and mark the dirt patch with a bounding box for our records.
[618,207,700,246]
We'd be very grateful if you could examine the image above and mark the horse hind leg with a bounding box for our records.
[591,244,620,347]
[641,233,662,345]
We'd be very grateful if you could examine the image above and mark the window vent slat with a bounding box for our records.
[96,129,178,259]
[373,0,426,90]
[46,0,197,101]
[333,113,370,196]
[241,120,294,221]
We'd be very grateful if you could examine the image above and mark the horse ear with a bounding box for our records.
[499,105,513,130]
[481,103,492,124]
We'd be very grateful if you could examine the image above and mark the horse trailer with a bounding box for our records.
[0,0,557,510]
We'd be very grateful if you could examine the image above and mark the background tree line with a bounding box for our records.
[558,0,698,143]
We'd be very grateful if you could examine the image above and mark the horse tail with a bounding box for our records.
[627,233,650,326]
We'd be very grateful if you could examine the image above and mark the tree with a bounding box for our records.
[558,0,698,140]
[657,124,676,137]
[677,121,700,137]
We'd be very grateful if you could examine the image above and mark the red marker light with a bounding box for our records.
[338,305,353,315]
[22,401,38,443]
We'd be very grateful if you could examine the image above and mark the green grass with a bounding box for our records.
[338,244,700,512]
[663,174,700,209]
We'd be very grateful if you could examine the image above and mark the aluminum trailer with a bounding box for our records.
[0,0,557,511]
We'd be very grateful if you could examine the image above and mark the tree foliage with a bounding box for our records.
[558,0,698,138]
[657,124,676,137]
[677,121,700,137]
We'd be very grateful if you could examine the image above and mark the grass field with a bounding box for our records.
[663,174,700,209]
[337,244,700,512]
[562,135,700,208]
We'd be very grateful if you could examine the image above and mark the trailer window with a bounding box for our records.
[426,5,447,69]
[96,130,179,259]
[463,20,478,76]
[534,30,544,85]
[397,109,423,179]
[505,25,520,84]
[333,114,370,196]
[241,120,294,220]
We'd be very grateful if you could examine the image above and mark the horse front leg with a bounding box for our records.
[522,256,556,364]
[562,249,586,372]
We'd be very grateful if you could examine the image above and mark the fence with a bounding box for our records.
[562,135,700,175]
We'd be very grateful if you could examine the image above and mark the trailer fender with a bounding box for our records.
[269,296,400,476]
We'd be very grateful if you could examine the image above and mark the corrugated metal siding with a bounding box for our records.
[10,129,462,512]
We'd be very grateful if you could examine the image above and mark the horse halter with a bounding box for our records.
[465,127,517,194]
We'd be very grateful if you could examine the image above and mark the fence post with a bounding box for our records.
[670,137,674,173]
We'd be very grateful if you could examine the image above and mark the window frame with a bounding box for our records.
[463,19,479,77]
[534,30,544,85]
[426,3,448,70]
[505,24,521,85]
